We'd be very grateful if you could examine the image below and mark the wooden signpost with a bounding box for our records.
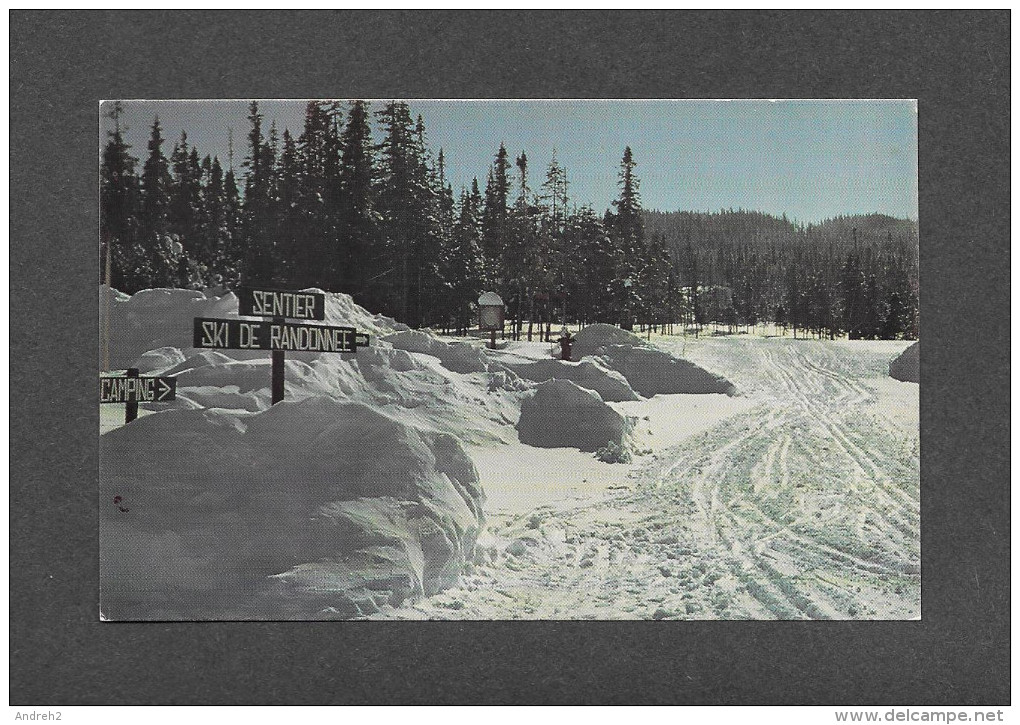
[194,287,371,405]
[100,368,176,424]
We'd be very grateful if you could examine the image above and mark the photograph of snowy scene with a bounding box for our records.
[99,99,919,621]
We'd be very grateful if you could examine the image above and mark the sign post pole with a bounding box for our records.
[271,316,285,405]
[124,368,139,424]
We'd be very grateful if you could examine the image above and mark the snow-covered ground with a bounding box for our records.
[377,335,919,620]
[100,288,918,620]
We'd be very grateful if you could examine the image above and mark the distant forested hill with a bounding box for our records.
[644,209,918,258]
[642,209,918,339]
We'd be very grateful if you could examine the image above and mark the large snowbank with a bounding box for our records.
[516,379,632,452]
[382,330,490,374]
[889,341,919,383]
[596,345,737,397]
[100,397,484,620]
[504,358,639,402]
[103,288,530,445]
[102,286,407,371]
[570,323,648,361]
[568,323,736,396]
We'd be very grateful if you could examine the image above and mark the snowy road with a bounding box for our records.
[378,336,919,620]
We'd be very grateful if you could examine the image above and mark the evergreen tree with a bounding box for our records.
[222,166,243,287]
[480,144,511,293]
[275,128,303,285]
[240,101,277,284]
[444,181,485,334]
[337,100,377,302]
[139,116,179,288]
[408,115,443,327]
[571,206,616,324]
[168,132,205,287]
[374,101,435,321]
[540,155,571,330]
[541,151,569,234]
[100,102,143,291]
[610,146,645,329]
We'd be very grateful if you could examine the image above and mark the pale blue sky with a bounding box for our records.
[102,99,918,223]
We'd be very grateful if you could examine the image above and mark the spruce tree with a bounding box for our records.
[100,102,142,292]
[611,147,645,329]
[445,182,484,334]
[337,100,377,302]
[374,101,419,320]
[480,144,511,294]
[139,116,179,288]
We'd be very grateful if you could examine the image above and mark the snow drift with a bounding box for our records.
[889,342,919,383]
[103,288,529,445]
[570,323,648,361]
[100,397,484,620]
[503,358,639,402]
[382,330,490,374]
[101,286,407,371]
[596,345,737,397]
[516,379,632,452]
[568,323,736,397]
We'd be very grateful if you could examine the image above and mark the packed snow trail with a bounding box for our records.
[374,336,919,620]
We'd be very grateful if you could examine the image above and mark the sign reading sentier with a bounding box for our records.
[238,287,326,321]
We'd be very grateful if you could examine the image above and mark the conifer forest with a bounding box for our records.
[101,100,919,341]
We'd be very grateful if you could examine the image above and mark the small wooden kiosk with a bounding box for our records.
[478,291,505,349]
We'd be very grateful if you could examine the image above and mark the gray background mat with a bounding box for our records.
[10,10,1009,705]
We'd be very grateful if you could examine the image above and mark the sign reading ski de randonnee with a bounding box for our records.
[238,287,326,321]
[193,318,369,353]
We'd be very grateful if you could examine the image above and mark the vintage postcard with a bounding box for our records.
[99,99,919,621]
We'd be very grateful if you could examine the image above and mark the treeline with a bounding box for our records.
[101,99,918,340]
[644,210,919,339]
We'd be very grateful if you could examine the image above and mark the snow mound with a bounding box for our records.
[101,287,403,371]
[130,346,186,374]
[889,342,919,383]
[100,396,484,620]
[383,330,490,374]
[312,288,410,336]
[570,323,648,360]
[596,345,737,397]
[504,358,639,402]
[516,379,632,453]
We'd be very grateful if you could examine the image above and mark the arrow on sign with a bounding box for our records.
[156,378,174,401]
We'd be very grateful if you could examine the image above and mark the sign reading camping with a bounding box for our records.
[237,287,326,321]
[100,374,176,404]
[193,318,369,353]
[100,368,176,424]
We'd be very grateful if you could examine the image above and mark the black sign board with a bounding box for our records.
[238,287,326,321]
[193,317,368,354]
[100,375,176,404]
